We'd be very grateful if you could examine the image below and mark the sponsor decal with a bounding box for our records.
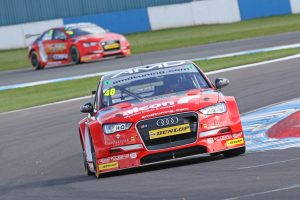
[214,135,232,142]
[130,152,137,159]
[207,138,214,144]
[111,154,129,161]
[116,134,121,139]
[81,56,92,62]
[232,132,243,139]
[51,54,68,60]
[130,136,136,142]
[141,108,189,119]
[104,80,111,85]
[99,153,138,164]
[105,138,130,145]
[124,95,200,117]
[111,61,187,78]
[149,124,191,140]
[45,43,66,53]
[99,162,118,171]
[226,138,244,147]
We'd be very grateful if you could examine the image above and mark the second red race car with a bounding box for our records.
[28,23,131,70]
[78,60,246,178]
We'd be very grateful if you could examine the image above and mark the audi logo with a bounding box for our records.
[156,117,179,127]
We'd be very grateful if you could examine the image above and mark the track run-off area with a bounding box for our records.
[1,50,300,199]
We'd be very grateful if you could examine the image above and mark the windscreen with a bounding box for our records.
[65,25,106,37]
[101,64,210,107]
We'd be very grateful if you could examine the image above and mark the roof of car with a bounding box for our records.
[64,23,97,29]
[103,60,194,80]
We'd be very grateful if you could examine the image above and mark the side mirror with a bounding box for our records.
[80,102,94,113]
[215,78,229,90]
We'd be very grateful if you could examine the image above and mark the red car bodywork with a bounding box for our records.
[78,61,245,178]
[28,23,131,70]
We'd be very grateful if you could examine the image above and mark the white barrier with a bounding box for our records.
[191,0,241,24]
[148,0,240,30]
[0,19,63,50]
[290,0,300,14]
[0,25,25,49]
[148,3,195,30]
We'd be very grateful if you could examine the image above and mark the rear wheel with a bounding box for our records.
[223,146,246,158]
[31,51,44,70]
[70,46,81,64]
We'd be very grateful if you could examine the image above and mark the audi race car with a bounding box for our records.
[28,23,131,70]
[78,60,246,178]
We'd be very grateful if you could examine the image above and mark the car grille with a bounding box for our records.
[136,112,199,150]
[100,40,120,52]
[140,146,207,165]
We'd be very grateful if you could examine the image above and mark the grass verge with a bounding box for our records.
[1,48,300,113]
[2,14,300,71]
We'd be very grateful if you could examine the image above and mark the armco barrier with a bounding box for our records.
[63,8,151,34]
[290,0,300,14]
[238,0,292,20]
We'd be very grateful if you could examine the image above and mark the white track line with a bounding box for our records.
[1,53,300,115]
[224,184,300,200]
[206,54,300,75]
[238,157,300,170]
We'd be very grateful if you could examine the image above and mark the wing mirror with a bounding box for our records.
[80,102,94,114]
[215,78,229,90]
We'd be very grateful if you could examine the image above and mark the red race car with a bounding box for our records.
[28,23,131,70]
[78,60,245,178]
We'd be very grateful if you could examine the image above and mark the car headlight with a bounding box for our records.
[83,42,97,47]
[120,36,127,42]
[103,123,132,134]
[200,103,227,115]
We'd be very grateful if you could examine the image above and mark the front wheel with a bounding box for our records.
[223,146,246,158]
[90,137,100,178]
[83,152,93,176]
[31,51,44,70]
[70,46,81,64]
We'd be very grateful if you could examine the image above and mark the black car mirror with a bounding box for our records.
[215,78,230,90]
[80,102,94,114]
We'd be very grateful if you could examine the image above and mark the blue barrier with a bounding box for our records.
[63,8,151,34]
[239,0,292,20]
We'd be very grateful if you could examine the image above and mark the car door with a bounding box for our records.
[44,29,69,61]
[37,30,53,63]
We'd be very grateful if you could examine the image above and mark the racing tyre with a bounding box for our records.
[90,137,101,179]
[31,51,44,70]
[83,152,93,176]
[70,46,81,64]
[223,146,246,158]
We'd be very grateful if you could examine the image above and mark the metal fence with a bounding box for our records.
[0,0,192,26]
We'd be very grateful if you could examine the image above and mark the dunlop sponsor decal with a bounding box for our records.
[226,138,244,147]
[99,162,118,171]
[149,124,190,139]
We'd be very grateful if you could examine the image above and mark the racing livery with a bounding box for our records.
[78,60,245,178]
[28,23,131,70]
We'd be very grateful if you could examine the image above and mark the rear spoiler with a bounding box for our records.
[25,33,41,39]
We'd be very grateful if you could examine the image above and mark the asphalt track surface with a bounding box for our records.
[1,31,300,86]
[1,56,300,200]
